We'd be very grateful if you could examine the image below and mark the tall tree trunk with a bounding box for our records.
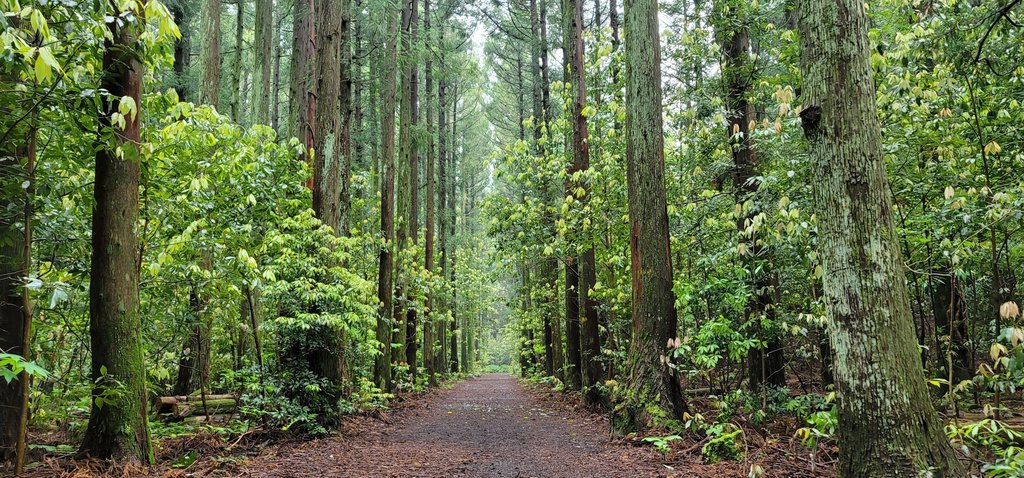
[715,4,785,390]
[201,0,222,107]
[609,0,619,46]
[230,0,245,121]
[291,0,316,157]
[438,75,449,374]
[565,0,603,402]
[308,0,345,394]
[516,52,526,143]
[448,82,459,374]
[459,188,470,373]
[80,5,153,461]
[375,3,400,391]
[531,0,563,381]
[339,0,353,235]
[581,244,602,401]
[354,0,366,195]
[562,6,583,389]
[423,0,436,384]
[564,256,582,389]
[0,100,34,475]
[796,0,966,473]
[254,0,273,124]
[529,0,543,141]
[613,0,687,434]
[352,0,364,186]
[331,0,354,387]
[403,0,421,376]
[518,264,532,376]
[543,289,555,377]
[539,0,551,127]
[271,12,283,132]
[313,0,341,233]
[449,264,458,373]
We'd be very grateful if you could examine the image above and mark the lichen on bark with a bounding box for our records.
[796,0,967,474]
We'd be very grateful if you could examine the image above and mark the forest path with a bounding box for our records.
[237,373,680,477]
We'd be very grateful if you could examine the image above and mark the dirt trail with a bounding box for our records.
[238,373,680,477]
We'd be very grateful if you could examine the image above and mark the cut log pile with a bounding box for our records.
[154,394,237,420]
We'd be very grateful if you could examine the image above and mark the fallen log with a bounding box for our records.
[172,398,237,418]
[153,395,237,418]
[184,413,234,425]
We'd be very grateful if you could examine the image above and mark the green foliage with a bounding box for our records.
[223,365,330,436]
[717,387,832,427]
[948,419,1024,478]
[796,409,837,450]
[0,353,48,384]
[263,211,377,339]
[795,392,838,450]
[642,434,682,454]
[982,446,1024,478]
[977,327,1024,399]
[701,423,744,463]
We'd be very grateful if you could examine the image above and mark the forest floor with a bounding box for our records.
[234,373,679,477]
[22,373,833,477]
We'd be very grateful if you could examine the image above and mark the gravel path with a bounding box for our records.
[237,373,680,477]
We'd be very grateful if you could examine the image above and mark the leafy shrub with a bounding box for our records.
[643,434,683,454]
[795,398,837,450]
[948,418,1024,477]
[258,211,378,431]
[223,365,329,436]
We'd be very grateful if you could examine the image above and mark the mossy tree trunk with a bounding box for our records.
[614,0,687,434]
[290,0,315,155]
[796,0,967,474]
[80,4,153,462]
[339,0,353,237]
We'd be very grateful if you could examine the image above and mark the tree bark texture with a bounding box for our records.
[375,4,400,391]
[614,0,687,434]
[254,0,273,123]
[201,0,222,107]
[81,4,153,462]
[796,0,967,473]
